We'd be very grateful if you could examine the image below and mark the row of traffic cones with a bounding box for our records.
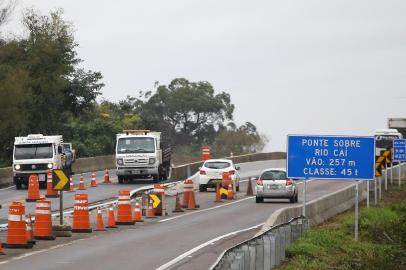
[25,169,112,202]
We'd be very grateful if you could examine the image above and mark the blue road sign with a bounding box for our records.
[393,139,406,162]
[287,135,375,180]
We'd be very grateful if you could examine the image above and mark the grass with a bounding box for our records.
[276,185,406,270]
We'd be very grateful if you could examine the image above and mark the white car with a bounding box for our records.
[198,159,241,192]
[255,168,298,203]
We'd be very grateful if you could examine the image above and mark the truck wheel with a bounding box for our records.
[236,185,240,192]
[118,176,124,184]
[16,182,22,190]
[255,196,264,203]
[199,185,207,192]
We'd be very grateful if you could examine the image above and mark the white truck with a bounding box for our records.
[374,129,402,156]
[13,134,75,189]
[115,130,171,183]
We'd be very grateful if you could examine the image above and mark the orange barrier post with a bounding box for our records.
[95,208,106,231]
[172,193,184,213]
[45,170,59,198]
[182,179,193,208]
[153,184,165,216]
[214,182,223,203]
[72,194,92,233]
[90,172,97,187]
[106,206,118,228]
[34,199,55,240]
[227,183,235,200]
[78,174,86,190]
[69,177,75,192]
[26,174,41,202]
[3,202,33,249]
[133,202,144,222]
[186,187,198,210]
[201,145,211,161]
[116,190,135,225]
[146,199,156,218]
[0,240,4,255]
[26,215,36,245]
[104,169,111,183]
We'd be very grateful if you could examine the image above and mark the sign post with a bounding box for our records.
[287,135,375,241]
[393,139,406,188]
[52,169,71,225]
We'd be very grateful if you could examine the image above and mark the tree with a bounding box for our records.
[0,0,16,30]
[212,122,268,157]
[140,78,235,146]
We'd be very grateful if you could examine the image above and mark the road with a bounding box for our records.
[0,159,357,270]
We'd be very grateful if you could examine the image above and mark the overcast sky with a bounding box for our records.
[5,1,406,151]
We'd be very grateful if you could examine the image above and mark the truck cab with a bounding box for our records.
[374,129,402,156]
[13,134,74,189]
[115,130,171,183]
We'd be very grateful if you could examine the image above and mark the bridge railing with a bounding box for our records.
[210,216,309,270]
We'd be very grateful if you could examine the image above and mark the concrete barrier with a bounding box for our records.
[258,181,369,235]
[0,152,286,188]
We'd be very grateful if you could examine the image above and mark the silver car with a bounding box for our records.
[255,168,298,203]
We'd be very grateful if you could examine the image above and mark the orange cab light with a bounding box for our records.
[256,179,263,186]
[286,179,293,186]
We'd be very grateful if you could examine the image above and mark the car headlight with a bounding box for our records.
[47,163,53,169]
[14,164,21,170]
[117,159,123,165]
[149,158,156,165]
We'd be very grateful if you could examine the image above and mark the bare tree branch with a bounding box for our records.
[0,0,17,28]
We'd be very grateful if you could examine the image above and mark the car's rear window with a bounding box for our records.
[204,162,231,169]
[261,170,287,180]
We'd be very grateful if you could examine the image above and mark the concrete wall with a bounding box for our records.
[258,181,369,235]
[0,152,286,188]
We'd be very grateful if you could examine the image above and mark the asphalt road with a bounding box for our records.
[0,159,357,270]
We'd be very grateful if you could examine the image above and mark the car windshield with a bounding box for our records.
[261,170,287,180]
[117,137,155,154]
[14,144,53,160]
[204,161,231,169]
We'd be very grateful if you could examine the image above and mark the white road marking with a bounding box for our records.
[0,185,15,191]
[158,196,254,223]
[156,222,264,270]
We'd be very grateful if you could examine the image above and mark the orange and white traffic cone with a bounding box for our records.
[26,174,41,202]
[45,170,59,198]
[227,183,235,200]
[90,172,97,187]
[72,194,92,233]
[3,202,33,249]
[69,177,75,192]
[146,199,156,218]
[186,188,198,210]
[133,202,144,222]
[104,169,111,183]
[78,174,86,190]
[34,199,55,240]
[95,208,106,231]
[116,190,134,225]
[214,182,223,203]
[26,215,36,245]
[182,179,193,208]
[106,206,118,228]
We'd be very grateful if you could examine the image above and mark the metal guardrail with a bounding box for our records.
[210,216,309,270]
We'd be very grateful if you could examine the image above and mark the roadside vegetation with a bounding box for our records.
[277,185,406,270]
[0,1,267,166]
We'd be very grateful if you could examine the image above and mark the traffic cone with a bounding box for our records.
[3,202,33,249]
[246,177,254,196]
[45,170,59,198]
[0,240,4,255]
[106,206,118,228]
[34,199,55,240]
[227,184,235,200]
[78,174,86,190]
[95,208,106,231]
[133,202,144,222]
[26,216,36,245]
[90,172,97,187]
[182,179,193,208]
[26,174,41,202]
[69,177,75,192]
[72,194,92,233]
[116,190,135,225]
[146,199,156,218]
[187,189,198,210]
[104,169,111,183]
[214,182,223,203]
[172,193,184,213]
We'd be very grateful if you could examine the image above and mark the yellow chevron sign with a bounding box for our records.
[150,194,161,209]
[219,187,228,196]
[382,150,392,164]
[52,169,70,191]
